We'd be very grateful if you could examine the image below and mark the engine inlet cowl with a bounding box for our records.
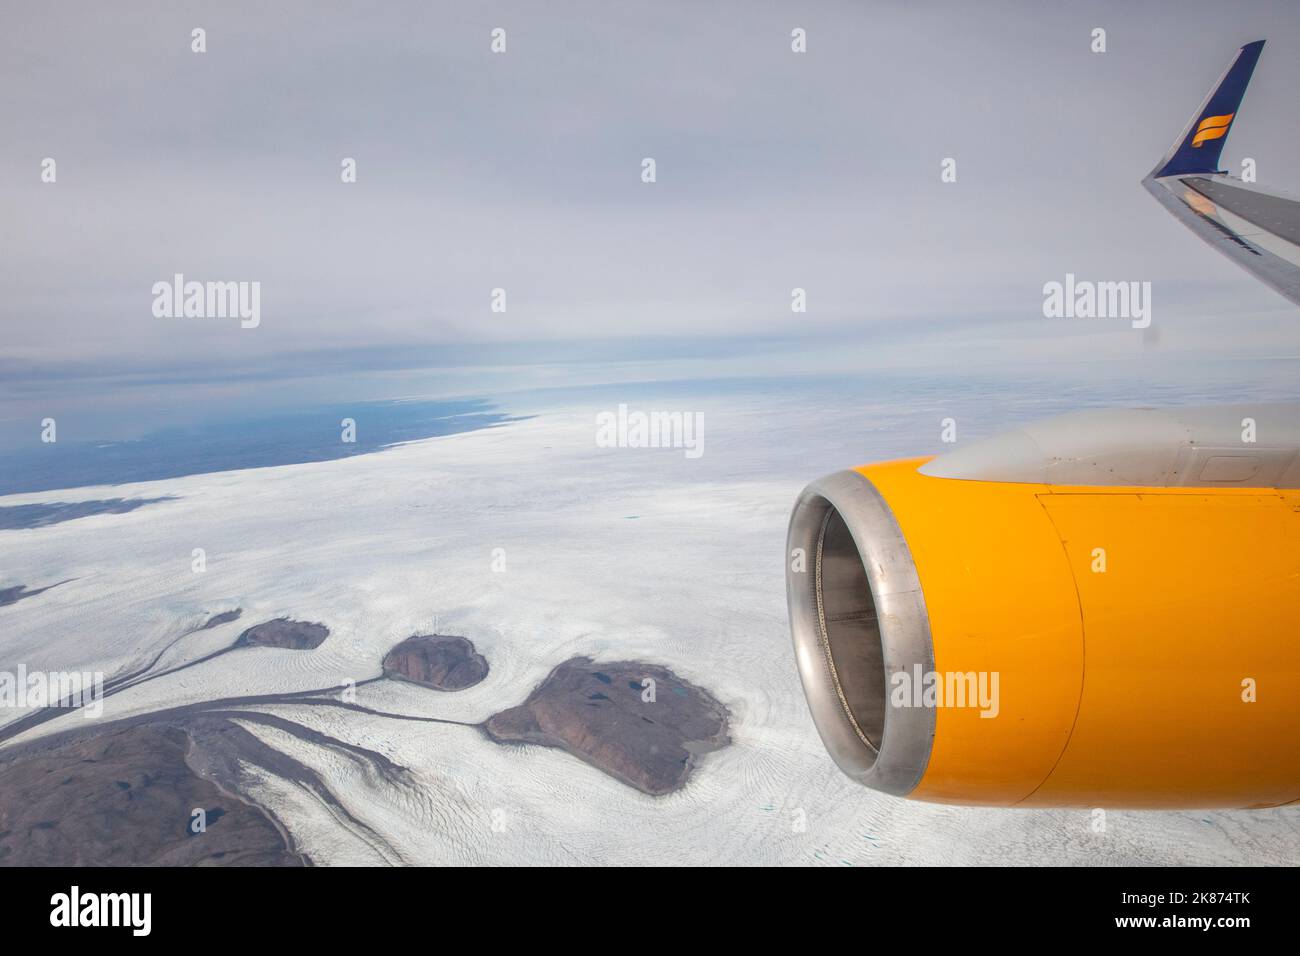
[785,469,935,797]
[786,445,1300,809]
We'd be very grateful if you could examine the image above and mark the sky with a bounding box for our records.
[3,0,1300,443]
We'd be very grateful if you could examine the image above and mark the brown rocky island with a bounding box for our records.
[382,634,489,691]
[485,657,730,796]
[235,618,329,649]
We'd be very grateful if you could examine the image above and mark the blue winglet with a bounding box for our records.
[1153,40,1264,179]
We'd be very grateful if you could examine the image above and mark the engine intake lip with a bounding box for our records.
[786,469,935,796]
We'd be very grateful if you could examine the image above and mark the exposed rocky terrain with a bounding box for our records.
[0,722,304,866]
[0,497,176,530]
[485,657,730,796]
[0,581,69,607]
[382,634,488,691]
[235,618,329,650]
[199,608,243,630]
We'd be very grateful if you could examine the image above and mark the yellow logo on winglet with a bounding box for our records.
[1192,113,1234,147]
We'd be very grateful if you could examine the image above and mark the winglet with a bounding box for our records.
[1152,40,1264,179]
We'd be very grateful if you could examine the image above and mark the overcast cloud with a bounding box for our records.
[3,0,1300,381]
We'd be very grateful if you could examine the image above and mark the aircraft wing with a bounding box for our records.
[1142,39,1300,306]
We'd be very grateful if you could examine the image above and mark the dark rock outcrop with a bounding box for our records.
[200,608,242,630]
[0,580,70,607]
[0,585,36,608]
[235,618,328,650]
[485,657,729,796]
[382,635,488,691]
[0,723,303,866]
[0,497,176,530]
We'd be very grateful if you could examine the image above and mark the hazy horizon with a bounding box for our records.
[7,2,1300,455]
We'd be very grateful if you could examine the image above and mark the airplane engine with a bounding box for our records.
[786,406,1300,808]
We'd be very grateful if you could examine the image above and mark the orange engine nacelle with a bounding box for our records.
[786,439,1300,809]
